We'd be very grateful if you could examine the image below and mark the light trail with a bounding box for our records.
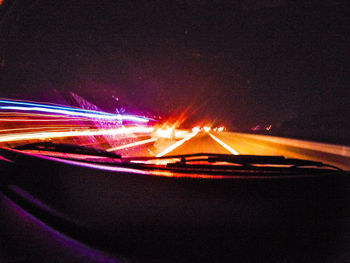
[0,99,93,112]
[0,112,93,121]
[0,112,84,117]
[0,99,143,118]
[0,127,153,143]
[0,106,149,122]
[0,126,84,133]
[208,132,239,155]
[0,118,88,122]
[156,132,198,157]
[106,138,157,152]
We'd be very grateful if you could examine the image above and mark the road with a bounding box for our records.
[156,131,350,170]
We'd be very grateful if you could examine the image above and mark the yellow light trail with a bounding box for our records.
[0,126,85,133]
[0,127,154,143]
[0,118,87,122]
[208,132,239,155]
[106,138,157,152]
[156,132,198,157]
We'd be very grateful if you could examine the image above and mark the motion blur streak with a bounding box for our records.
[208,132,239,155]
[0,106,149,122]
[0,99,105,112]
[0,127,82,133]
[156,132,198,157]
[106,138,157,152]
[1,99,142,118]
[0,118,85,122]
[0,127,153,142]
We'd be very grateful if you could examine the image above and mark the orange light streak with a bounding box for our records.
[0,126,85,133]
[0,127,153,143]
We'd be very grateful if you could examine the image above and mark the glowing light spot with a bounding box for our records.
[203,126,211,132]
[217,126,225,132]
[156,127,174,139]
[192,126,201,133]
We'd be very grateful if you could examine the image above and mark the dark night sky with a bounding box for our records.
[0,0,349,129]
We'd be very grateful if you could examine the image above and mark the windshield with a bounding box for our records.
[1,3,350,263]
[0,1,349,171]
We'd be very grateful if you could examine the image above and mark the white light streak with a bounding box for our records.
[208,132,239,155]
[156,132,198,157]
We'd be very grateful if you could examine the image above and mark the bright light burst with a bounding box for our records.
[192,126,201,133]
[217,126,225,132]
[203,126,211,132]
[156,127,174,139]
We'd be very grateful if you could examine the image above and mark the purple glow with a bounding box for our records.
[1,193,121,262]
[8,185,76,223]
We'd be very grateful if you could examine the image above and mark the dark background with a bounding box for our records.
[0,0,349,142]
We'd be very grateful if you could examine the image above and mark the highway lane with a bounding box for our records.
[158,131,350,170]
[161,133,233,155]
